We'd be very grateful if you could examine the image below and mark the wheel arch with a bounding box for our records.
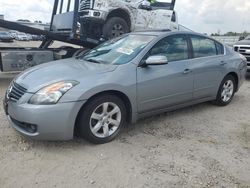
[106,8,132,30]
[74,90,133,135]
[226,72,239,91]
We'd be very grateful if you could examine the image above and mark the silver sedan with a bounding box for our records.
[3,31,247,144]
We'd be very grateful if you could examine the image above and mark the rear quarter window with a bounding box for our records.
[215,42,224,55]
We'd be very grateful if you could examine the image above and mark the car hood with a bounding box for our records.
[234,39,250,45]
[15,58,118,93]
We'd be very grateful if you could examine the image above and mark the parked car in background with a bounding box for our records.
[3,31,247,144]
[9,30,18,39]
[234,35,250,71]
[31,35,45,41]
[0,31,14,42]
[15,32,29,41]
[26,34,33,41]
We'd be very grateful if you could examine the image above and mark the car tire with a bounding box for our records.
[102,17,129,39]
[213,75,236,106]
[77,94,127,144]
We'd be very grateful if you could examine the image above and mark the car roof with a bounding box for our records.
[132,30,201,37]
[130,30,223,45]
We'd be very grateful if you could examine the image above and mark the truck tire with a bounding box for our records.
[102,17,129,39]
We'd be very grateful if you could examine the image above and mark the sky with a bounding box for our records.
[0,0,250,34]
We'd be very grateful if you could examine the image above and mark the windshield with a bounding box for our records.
[245,35,250,40]
[81,34,156,65]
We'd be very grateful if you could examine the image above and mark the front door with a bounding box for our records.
[134,2,153,30]
[137,34,194,113]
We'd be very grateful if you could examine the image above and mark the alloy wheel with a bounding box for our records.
[111,24,124,37]
[221,80,234,102]
[89,102,122,138]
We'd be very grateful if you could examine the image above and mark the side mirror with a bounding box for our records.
[139,1,152,11]
[145,55,168,66]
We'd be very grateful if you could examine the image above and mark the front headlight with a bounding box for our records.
[29,81,79,105]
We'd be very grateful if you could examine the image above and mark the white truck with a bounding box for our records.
[0,0,179,73]
[234,35,250,72]
[79,0,178,39]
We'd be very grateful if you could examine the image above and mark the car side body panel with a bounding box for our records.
[4,31,247,141]
[136,59,193,113]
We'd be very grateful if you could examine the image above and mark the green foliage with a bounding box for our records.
[210,31,250,38]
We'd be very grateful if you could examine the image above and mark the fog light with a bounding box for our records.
[10,117,37,134]
[94,12,101,17]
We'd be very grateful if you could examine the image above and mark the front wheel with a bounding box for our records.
[214,75,236,106]
[77,94,127,144]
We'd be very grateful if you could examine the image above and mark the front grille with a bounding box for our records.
[79,0,92,11]
[234,45,250,53]
[7,82,27,102]
[240,46,250,50]
[234,45,250,62]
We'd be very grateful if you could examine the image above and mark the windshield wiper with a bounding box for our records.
[85,58,102,64]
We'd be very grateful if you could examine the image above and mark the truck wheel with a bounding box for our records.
[77,94,127,144]
[102,17,129,39]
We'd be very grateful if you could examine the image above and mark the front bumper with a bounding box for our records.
[4,98,86,140]
[79,9,107,23]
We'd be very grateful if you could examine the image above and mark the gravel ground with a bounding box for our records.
[0,41,250,188]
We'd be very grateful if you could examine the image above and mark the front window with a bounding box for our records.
[146,35,189,62]
[150,0,175,10]
[81,34,156,65]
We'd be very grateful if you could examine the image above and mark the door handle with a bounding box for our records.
[183,69,192,74]
[220,61,227,66]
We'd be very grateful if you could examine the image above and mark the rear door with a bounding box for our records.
[137,34,194,113]
[188,35,226,99]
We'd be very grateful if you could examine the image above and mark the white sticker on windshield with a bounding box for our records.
[116,48,134,55]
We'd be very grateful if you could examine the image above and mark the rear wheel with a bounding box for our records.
[77,94,127,144]
[214,75,236,106]
[102,17,129,39]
